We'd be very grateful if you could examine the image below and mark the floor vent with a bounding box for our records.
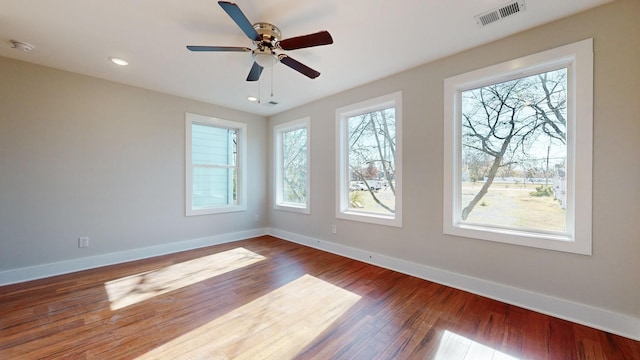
[475,0,526,27]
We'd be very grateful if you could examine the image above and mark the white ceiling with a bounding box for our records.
[0,0,610,116]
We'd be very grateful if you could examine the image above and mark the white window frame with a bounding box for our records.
[443,39,593,255]
[185,112,247,216]
[273,117,311,214]
[336,91,403,227]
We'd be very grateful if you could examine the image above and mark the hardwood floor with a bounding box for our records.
[1,236,638,359]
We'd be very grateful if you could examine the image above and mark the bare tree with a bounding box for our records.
[348,109,396,213]
[281,127,307,203]
[461,69,567,220]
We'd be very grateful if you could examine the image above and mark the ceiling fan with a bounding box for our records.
[187,1,334,81]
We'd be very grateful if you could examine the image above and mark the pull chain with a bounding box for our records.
[257,75,261,104]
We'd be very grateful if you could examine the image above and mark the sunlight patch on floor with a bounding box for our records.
[435,330,519,360]
[104,247,265,310]
[135,274,361,359]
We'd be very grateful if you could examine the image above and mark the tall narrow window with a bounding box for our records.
[274,117,310,214]
[443,39,593,254]
[186,113,247,216]
[337,92,402,227]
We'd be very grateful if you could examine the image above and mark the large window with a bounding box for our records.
[336,92,402,227]
[274,117,310,214]
[443,39,593,254]
[186,113,247,216]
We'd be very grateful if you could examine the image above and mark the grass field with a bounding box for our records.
[461,182,566,232]
[349,186,395,215]
[350,182,566,232]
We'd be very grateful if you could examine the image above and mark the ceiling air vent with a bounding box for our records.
[475,0,526,27]
[264,100,279,106]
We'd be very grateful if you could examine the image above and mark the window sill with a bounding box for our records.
[337,210,401,227]
[274,203,310,215]
[444,222,590,255]
[186,205,246,217]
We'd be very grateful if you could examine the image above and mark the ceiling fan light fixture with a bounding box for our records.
[252,48,277,68]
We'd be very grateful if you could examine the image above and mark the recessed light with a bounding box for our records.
[247,96,258,102]
[109,57,128,66]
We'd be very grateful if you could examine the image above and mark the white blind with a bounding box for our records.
[191,123,238,209]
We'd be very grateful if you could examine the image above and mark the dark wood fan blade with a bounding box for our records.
[278,55,321,79]
[218,1,260,41]
[279,31,333,50]
[246,62,264,81]
[186,45,251,52]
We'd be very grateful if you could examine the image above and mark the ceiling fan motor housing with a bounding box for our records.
[253,22,281,47]
[252,22,281,67]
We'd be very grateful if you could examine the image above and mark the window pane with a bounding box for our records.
[282,127,307,205]
[192,124,237,166]
[460,68,567,232]
[347,108,396,215]
[192,167,237,208]
[186,114,244,215]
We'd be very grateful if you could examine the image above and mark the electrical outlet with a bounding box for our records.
[331,225,337,234]
[254,214,260,222]
[78,236,89,248]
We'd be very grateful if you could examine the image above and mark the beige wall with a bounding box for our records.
[268,0,640,319]
[0,57,267,271]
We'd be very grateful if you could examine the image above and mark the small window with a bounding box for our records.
[274,117,310,214]
[443,39,593,254]
[336,92,402,227]
[186,113,247,216]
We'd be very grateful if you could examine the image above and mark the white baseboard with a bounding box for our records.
[267,228,640,342]
[0,228,268,286]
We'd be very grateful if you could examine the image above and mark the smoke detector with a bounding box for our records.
[10,40,34,52]
[475,1,526,27]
